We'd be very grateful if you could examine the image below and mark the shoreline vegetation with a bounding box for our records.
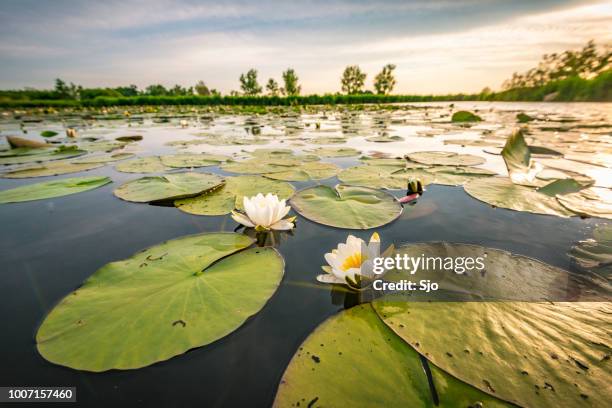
[1,41,610,108]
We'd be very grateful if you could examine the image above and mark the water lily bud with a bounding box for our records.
[407,178,423,195]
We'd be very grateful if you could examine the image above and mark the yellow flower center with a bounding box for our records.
[341,252,363,271]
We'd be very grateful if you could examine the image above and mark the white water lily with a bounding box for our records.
[231,193,296,231]
[318,233,384,290]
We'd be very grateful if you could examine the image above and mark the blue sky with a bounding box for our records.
[0,0,610,93]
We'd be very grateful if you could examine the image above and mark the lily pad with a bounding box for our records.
[274,304,509,408]
[556,187,612,219]
[568,224,612,280]
[308,147,360,157]
[2,161,104,178]
[373,300,612,408]
[36,233,284,371]
[115,135,143,142]
[365,135,404,143]
[160,153,229,168]
[406,151,485,166]
[77,140,127,153]
[0,176,111,203]
[451,110,482,122]
[114,172,224,203]
[71,153,135,164]
[264,162,339,181]
[464,177,574,217]
[175,175,294,215]
[0,146,86,165]
[115,157,169,173]
[290,184,402,229]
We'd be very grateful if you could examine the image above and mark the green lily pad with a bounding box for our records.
[451,110,482,122]
[115,135,143,142]
[77,140,127,153]
[365,135,404,143]
[557,187,612,219]
[406,151,485,166]
[424,166,495,186]
[568,224,612,280]
[339,165,429,190]
[71,153,135,164]
[114,172,224,203]
[290,184,402,229]
[517,112,535,123]
[464,177,574,217]
[175,175,294,215]
[160,153,230,168]
[308,147,360,157]
[220,159,291,175]
[115,157,169,173]
[0,146,86,165]
[40,130,59,137]
[373,300,612,408]
[274,304,509,408]
[0,176,111,203]
[1,161,104,178]
[36,233,284,371]
[264,162,339,181]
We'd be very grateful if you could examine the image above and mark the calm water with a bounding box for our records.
[0,102,609,406]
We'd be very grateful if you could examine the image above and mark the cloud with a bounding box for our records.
[0,0,609,93]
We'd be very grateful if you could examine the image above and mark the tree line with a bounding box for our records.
[0,40,609,104]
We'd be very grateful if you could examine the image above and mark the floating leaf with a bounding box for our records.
[557,187,612,219]
[1,160,103,178]
[568,224,612,280]
[36,233,284,371]
[115,135,143,142]
[71,153,135,164]
[114,172,224,203]
[115,156,168,173]
[290,184,402,229]
[308,147,360,157]
[365,135,404,143]
[264,162,339,181]
[160,153,229,168]
[175,175,294,215]
[0,146,86,165]
[537,178,592,196]
[406,151,485,166]
[451,110,482,122]
[40,130,59,137]
[220,158,295,175]
[0,176,111,203]
[373,300,612,408]
[464,177,574,217]
[77,140,127,153]
[274,304,509,408]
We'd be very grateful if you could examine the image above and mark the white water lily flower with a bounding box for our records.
[318,233,382,289]
[231,193,295,231]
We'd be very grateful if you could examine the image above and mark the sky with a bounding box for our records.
[0,0,610,94]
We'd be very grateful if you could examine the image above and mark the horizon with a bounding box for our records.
[0,0,611,94]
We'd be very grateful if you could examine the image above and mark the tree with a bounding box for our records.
[373,64,396,95]
[115,85,139,97]
[341,65,366,94]
[144,84,168,96]
[239,69,262,96]
[54,78,82,100]
[502,40,611,90]
[195,81,212,96]
[266,78,279,96]
[281,68,301,96]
